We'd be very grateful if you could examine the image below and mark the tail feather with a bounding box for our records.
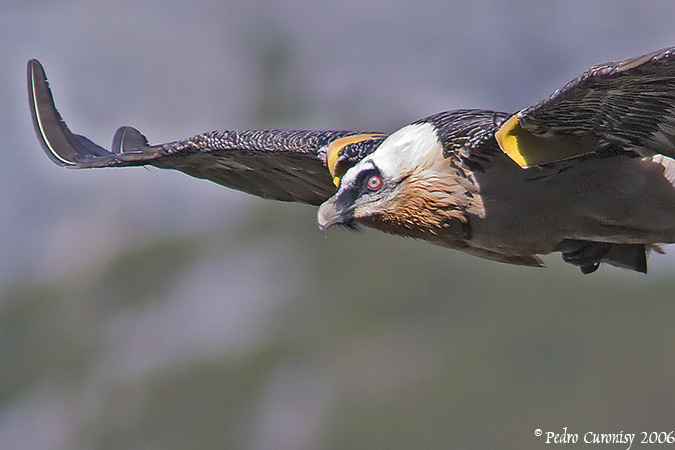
[603,243,647,274]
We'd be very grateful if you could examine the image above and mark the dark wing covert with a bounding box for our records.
[518,46,675,159]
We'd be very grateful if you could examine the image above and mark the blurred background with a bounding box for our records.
[4,1,675,448]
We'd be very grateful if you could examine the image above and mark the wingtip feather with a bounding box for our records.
[112,126,150,154]
[27,59,118,167]
[27,58,76,166]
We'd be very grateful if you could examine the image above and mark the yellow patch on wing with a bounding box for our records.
[495,114,599,168]
[326,133,387,185]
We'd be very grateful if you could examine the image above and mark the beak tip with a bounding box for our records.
[317,224,328,237]
[317,201,342,237]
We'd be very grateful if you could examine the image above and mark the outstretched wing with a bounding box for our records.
[496,46,675,167]
[28,59,387,205]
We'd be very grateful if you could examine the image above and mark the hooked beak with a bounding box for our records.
[317,199,346,236]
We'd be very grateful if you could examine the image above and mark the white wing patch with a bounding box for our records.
[652,154,675,186]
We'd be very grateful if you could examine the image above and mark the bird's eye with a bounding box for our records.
[367,174,383,191]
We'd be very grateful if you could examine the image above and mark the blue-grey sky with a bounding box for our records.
[4,0,675,283]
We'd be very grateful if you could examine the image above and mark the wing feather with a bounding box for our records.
[28,59,386,205]
[517,46,675,159]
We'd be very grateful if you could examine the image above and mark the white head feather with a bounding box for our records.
[340,122,442,186]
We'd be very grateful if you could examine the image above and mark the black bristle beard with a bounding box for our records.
[337,220,362,232]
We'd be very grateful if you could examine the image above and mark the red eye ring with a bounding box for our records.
[367,174,383,191]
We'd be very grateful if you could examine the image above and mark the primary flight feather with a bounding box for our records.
[28,47,675,274]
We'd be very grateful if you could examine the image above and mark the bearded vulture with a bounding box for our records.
[27,47,675,274]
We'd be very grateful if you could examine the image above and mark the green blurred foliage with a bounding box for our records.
[3,200,675,449]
